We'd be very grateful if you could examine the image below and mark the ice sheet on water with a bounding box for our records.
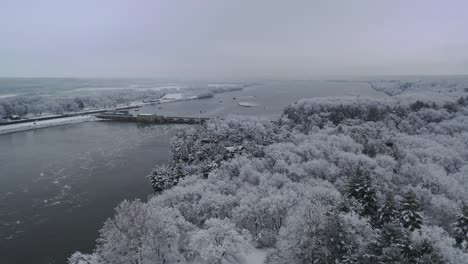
[238,101,259,107]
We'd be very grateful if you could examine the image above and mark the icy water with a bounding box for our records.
[138,80,384,119]
[0,80,384,264]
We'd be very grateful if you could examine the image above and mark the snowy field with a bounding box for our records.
[245,249,269,264]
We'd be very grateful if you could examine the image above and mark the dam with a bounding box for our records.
[95,111,209,124]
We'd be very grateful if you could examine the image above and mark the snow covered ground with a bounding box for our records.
[66,85,190,93]
[161,93,184,100]
[0,93,200,135]
[245,248,269,264]
[159,93,199,102]
[0,115,96,135]
[208,83,243,88]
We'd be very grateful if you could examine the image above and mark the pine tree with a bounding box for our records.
[320,213,358,264]
[400,238,445,264]
[368,229,445,264]
[454,203,468,250]
[410,239,445,264]
[150,165,184,192]
[346,168,378,219]
[377,194,399,227]
[457,96,466,106]
[399,191,423,231]
[365,220,407,263]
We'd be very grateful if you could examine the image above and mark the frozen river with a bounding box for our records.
[0,80,384,263]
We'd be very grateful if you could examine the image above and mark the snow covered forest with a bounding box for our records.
[0,83,245,120]
[71,80,468,264]
[0,89,164,119]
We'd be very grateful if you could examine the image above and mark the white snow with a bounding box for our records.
[208,83,240,88]
[161,93,184,100]
[245,248,269,264]
[238,95,256,99]
[226,146,244,152]
[238,101,259,107]
[67,85,189,93]
[65,87,132,92]
[0,93,17,98]
[0,115,96,135]
[152,85,189,90]
[159,93,198,102]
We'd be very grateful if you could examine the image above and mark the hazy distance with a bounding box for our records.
[1,0,468,79]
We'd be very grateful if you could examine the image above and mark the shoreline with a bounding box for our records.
[0,99,200,135]
[0,115,98,135]
[0,87,248,135]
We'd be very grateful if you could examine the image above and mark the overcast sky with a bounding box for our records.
[1,0,468,79]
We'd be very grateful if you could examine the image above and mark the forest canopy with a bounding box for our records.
[70,81,468,264]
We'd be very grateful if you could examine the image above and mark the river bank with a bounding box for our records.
[0,115,97,135]
[0,88,245,135]
[0,80,386,264]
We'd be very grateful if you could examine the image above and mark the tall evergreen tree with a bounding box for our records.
[319,213,358,264]
[365,220,407,263]
[399,191,423,231]
[377,193,399,227]
[368,229,442,264]
[346,168,378,220]
[454,203,468,250]
[379,231,444,264]
[405,239,445,264]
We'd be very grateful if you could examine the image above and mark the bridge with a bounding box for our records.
[95,112,209,124]
[0,105,141,127]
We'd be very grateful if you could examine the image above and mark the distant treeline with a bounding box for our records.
[0,84,247,120]
[0,89,165,119]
